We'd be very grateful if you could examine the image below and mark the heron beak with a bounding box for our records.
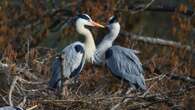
[91,21,105,28]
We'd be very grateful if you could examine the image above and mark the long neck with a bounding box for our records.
[103,29,119,43]
[94,28,119,65]
[77,26,96,62]
[97,28,120,50]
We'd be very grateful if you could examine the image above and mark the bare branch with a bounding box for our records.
[18,77,46,85]
[26,105,38,110]
[129,0,156,14]
[17,96,27,108]
[127,3,194,16]
[9,76,18,106]
[121,31,195,53]
[0,93,9,105]
[167,73,195,84]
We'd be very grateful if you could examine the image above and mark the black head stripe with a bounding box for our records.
[108,16,118,24]
[77,14,90,20]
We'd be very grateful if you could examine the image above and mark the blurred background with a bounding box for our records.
[0,0,195,109]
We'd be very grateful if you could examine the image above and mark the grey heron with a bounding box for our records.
[94,16,146,91]
[48,14,104,95]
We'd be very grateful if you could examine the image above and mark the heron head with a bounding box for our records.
[76,14,104,28]
[107,16,120,32]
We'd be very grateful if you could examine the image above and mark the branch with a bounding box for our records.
[127,0,156,14]
[17,96,27,108]
[0,93,9,105]
[121,31,195,53]
[166,73,195,84]
[18,77,46,85]
[128,3,194,16]
[15,66,39,80]
[144,63,195,84]
[26,105,38,110]
[123,85,195,109]
[9,76,18,106]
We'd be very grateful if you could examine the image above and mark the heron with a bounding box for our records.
[94,16,146,91]
[48,14,104,95]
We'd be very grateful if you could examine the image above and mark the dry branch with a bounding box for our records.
[9,76,18,106]
[122,85,194,109]
[121,31,195,53]
[38,85,194,110]
[17,96,27,108]
[18,77,46,85]
[26,105,38,110]
[127,3,194,16]
[167,73,195,84]
[0,93,9,105]
[126,0,156,14]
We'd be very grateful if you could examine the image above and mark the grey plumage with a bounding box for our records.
[48,13,104,91]
[61,42,85,78]
[105,46,146,90]
[0,106,23,110]
[94,16,146,91]
[48,55,62,89]
[48,42,85,89]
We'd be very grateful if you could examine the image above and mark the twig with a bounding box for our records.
[18,77,46,85]
[111,103,121,110]
[152,66,195,84]
[41,99,92,104]
[26,105,38,110]
[18,96,27,108]
[0,93,9,105]
[9,76,19,106]
[124,3,194,16]
[145,74,163,81]
[168,74,195,84]
[127,100,163,110]
[15,66,39,80]
[145,4,194,16]
[129,0,156,14]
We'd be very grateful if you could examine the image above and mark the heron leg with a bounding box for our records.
[60,78,69,98]
[60,80,69,98]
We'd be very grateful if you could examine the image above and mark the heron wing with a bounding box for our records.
[106,45,146,90]
[61,42,85,78]
[48,42,85,89]
[70,53,85,78]
[48,56,62,89]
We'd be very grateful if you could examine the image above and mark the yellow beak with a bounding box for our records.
[91,21,105,28]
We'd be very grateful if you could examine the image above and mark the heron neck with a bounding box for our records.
[77,26,96,62]
[102,29,120,46]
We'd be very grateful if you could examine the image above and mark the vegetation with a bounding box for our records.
[0,0,194,109]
